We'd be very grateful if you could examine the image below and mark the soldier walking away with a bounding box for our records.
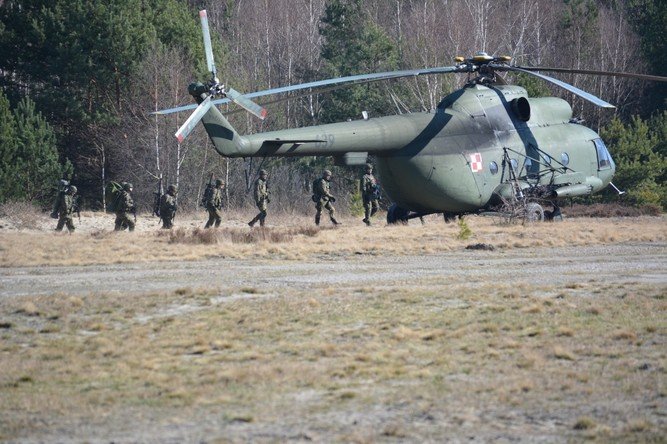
[204,179,224,228]
[114,182,136,232]
[248,169,270,227]
[159,184,178,229]
[361,163,380,225]
[53,185,78,233]
[312,169,340,226]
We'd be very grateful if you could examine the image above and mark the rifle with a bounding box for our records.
[153,175,163,217]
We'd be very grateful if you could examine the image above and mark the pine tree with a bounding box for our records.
[319,0,399,124]
[8,96,72,203]
[0,90,20,202]
[601,115,667,209]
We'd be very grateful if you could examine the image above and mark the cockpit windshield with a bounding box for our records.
[593,139,614,170]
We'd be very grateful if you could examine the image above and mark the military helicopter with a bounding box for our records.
[155,10,667,223]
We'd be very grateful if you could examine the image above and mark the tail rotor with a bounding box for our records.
[174,10,266,142]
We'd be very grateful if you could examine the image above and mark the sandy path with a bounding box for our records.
[2,243,665,298]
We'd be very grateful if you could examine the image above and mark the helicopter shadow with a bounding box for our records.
[488,86,540,178]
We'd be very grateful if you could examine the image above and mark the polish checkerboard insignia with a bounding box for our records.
[469,153,483,172]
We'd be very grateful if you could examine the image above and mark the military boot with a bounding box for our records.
[331,217,340,225]
[248,215,258,227]
[363,218,370,226]
[315,215,321,226]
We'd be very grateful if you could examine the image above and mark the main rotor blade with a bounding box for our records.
[497,65,615,108]
[514,66,667,83]
[226,87,267,120]
[174,96,212,142]
[152,65,461,116]
[199,10,216,78]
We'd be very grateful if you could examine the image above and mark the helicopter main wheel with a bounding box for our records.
[524,202,545,223]
[387,203,410,224]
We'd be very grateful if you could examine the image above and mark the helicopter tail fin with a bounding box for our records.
[200,103,251,157]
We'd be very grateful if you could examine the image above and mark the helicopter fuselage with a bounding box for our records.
[201,84,615,213]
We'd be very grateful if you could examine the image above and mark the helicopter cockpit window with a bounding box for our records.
[489,161,498,175]
[510,158,519,172]
[593,139,614,170]
[561,152,570,166]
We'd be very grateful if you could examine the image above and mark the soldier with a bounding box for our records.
[159,184,178,229]
[204,178,224,228]
[114,182,136,232]
[53,185,78,233]
[312,169,340,226]
[361,163,380,225]
[248,169,270,227]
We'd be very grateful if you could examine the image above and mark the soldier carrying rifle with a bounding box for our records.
[52,184,79,233]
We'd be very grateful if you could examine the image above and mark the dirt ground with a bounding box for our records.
[0,212,665,442]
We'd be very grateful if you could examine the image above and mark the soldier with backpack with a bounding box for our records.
[312,169,340,226]
[113,182,136,232]
[159,184,178,229]
[204,179,224,228]
[52,184,78,233]
[361,163,380,226]
[248,169,269,227]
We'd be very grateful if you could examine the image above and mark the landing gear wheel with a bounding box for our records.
[524,202,544,223]
[387,203,409,224]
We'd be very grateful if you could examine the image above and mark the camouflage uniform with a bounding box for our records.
[313,170,340,225]
[361,164,379,225]
[114,183,136,232]
[159,185,178,229]
[248,170,269,227]
[205,179,224,228]
[54,185,77,233]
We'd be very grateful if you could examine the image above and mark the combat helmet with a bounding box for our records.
[68,185,78,194]
[167,184,177,194]
[215,179,224,186]
[323,169,332,177]
[259,169,268,177]
[365,163,373,172]
[123,182,133,191]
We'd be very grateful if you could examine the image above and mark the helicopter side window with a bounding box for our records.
[489,161,498,175]
[510,158,519,172]
[593,139,614,170]
[541,153,551,165]
[561,152,570,166]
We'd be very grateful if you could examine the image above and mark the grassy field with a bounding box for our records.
[0,214,665,441]
[1,212,666,267]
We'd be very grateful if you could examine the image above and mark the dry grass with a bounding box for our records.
[565,202,662,218]
[0,269,664,441]
[0,210,665,441]
[0,212,665,267]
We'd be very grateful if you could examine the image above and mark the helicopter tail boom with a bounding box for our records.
[201,106,432,158]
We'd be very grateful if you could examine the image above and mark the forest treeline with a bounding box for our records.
[0,0,665,213]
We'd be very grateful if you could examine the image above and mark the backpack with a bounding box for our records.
[200,183,214,208]
[105,181,123,212]
[58,179,70,193]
